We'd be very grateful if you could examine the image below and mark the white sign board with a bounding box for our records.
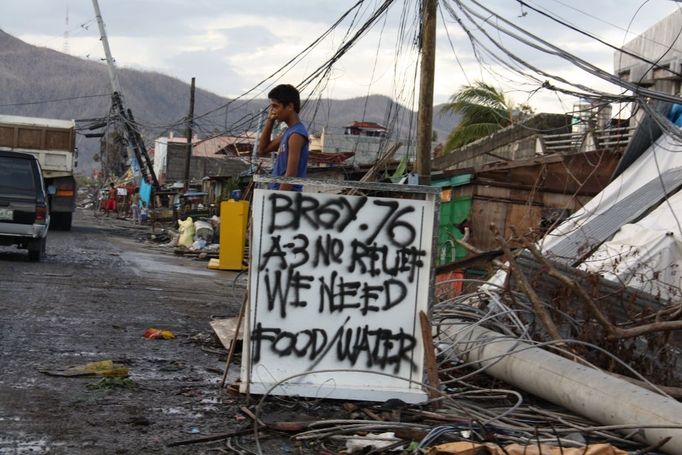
[241,189,435,403]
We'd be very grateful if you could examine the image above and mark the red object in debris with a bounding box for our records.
[435,270,464,300]
[143,328,175,340]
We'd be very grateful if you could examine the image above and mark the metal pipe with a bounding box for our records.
[445,323,682,454]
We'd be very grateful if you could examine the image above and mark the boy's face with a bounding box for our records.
[268,99,293,122]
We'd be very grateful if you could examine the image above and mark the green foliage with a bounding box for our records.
[440,81,530,153]
[383,154,409,183]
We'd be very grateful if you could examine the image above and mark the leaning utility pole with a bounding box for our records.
[91,0,121,95]
[415,0,437,186]
[183,77,196,192]
[91,0,160,190]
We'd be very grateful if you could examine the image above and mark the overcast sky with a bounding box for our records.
[2,1,680,114]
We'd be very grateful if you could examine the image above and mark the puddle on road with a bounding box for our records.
[121,251,217,277]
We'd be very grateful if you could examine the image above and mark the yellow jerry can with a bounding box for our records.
[209,199,249,271]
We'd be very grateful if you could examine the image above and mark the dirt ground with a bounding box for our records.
[0,208,334,454]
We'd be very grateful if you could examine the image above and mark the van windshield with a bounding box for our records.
[0,157,36,196]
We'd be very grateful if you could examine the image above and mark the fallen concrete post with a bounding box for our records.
[445,323,682,454]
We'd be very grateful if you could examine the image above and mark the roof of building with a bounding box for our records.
[192,133,256,157]
[345,121,387,130]
[308,151,355,165]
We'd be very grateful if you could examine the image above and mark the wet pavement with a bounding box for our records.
[0,209,250,454]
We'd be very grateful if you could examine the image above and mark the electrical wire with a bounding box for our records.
[0,93,111,107]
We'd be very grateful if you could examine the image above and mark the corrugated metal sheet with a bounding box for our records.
[546,167,682,264]
[610,102,669,180]
[432,174,472,188]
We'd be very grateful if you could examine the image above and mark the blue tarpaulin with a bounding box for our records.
[139,178,152,205]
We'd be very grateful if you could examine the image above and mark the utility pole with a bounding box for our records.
[91,0,121,95]
[91,0,160,190]
[184,77,196,192]
[415,0,437,186]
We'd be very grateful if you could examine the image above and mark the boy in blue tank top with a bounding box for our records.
[258,84,309,191]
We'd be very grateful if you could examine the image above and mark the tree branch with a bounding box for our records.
[491,224,564,343]
[525,242,682,340]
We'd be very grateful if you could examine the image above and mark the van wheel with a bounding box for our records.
[28,237,46,262]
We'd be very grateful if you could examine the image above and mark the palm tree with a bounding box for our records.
[441,81,529,152]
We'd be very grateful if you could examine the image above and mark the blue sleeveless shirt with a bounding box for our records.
[270,122,309,191]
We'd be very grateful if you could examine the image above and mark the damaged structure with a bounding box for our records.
[426,12,682,452]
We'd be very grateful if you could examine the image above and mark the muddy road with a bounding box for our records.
[0,209,254,454]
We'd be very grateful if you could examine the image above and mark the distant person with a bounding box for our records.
[139,201,149,224]
[105,183,117,216]
[258,84,309,191]
[131,187,141,224]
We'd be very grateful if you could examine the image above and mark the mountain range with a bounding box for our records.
[0,29,459,174]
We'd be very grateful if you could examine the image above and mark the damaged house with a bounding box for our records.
[430,113,632,269]
[152,132,249,185]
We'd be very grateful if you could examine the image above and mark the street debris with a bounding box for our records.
[39,360,128,377]
[345,432,403,452]
[209,317,244,350]
[427,442,628,455]
[143,327,176,340]
[177,217,195,248]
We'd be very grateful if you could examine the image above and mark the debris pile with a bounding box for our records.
[181,273,681,453]
[174,216,221,259]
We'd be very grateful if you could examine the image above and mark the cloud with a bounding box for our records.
[3,0,681,115]
[163,48,247,96]
[218,26,278,54]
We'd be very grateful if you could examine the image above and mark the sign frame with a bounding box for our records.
[240,177,439,403]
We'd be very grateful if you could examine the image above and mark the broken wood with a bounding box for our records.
[361,408,384,421]
[209,317,244,350]
[166,427,252,447]
[525,242,682,340]
[491,225,564,343]
[240,405,266,427]
[419,310,442,404]
[221,289,248,388]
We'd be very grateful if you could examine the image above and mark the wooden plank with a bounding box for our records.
[475,185,510,199]
[470,199,507,251]
[209,317,245,350]
[0,126,14,147]
[509,188,541,205]
[504,204,542,244]
[419,311,441,404]
[16,127,43,149]
[45,130,72,151]
[542,192,578,209]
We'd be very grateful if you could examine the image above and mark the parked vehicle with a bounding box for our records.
[0,150,50,261]
[0,115,77,230]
